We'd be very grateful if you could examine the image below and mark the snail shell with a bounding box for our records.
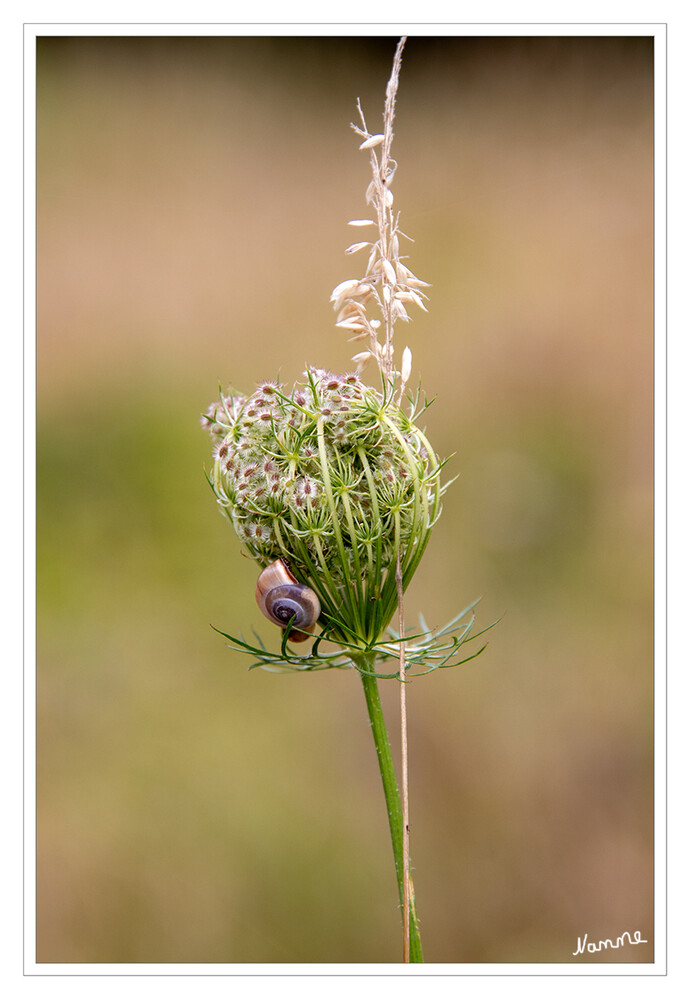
[255,559,321,643]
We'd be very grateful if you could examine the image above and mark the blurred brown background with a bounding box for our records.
[36,34,654,964]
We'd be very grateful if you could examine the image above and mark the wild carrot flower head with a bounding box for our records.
[203,369,441,646]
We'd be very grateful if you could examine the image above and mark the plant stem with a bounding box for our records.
[358,657,423,962]
[395,553,411,962]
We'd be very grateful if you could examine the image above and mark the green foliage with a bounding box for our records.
[213,602,494,679]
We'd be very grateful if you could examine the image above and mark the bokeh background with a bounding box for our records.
[36,34,654,964]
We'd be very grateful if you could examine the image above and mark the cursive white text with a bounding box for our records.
[573,930,648,956]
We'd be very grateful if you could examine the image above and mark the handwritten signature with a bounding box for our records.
[573,930,648,956]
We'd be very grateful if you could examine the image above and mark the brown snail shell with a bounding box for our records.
[255,559,321,643]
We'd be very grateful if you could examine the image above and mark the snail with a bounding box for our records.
[255,559,321,642]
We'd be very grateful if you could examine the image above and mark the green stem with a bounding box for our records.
[358,657,423,962]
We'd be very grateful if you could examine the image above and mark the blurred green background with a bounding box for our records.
[36,35,654,964]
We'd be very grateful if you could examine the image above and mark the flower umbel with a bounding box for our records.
[204,368,441,648]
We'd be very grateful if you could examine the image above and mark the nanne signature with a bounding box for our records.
[573,930,648,955]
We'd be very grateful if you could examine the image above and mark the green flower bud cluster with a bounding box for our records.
[202,368,441,646]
